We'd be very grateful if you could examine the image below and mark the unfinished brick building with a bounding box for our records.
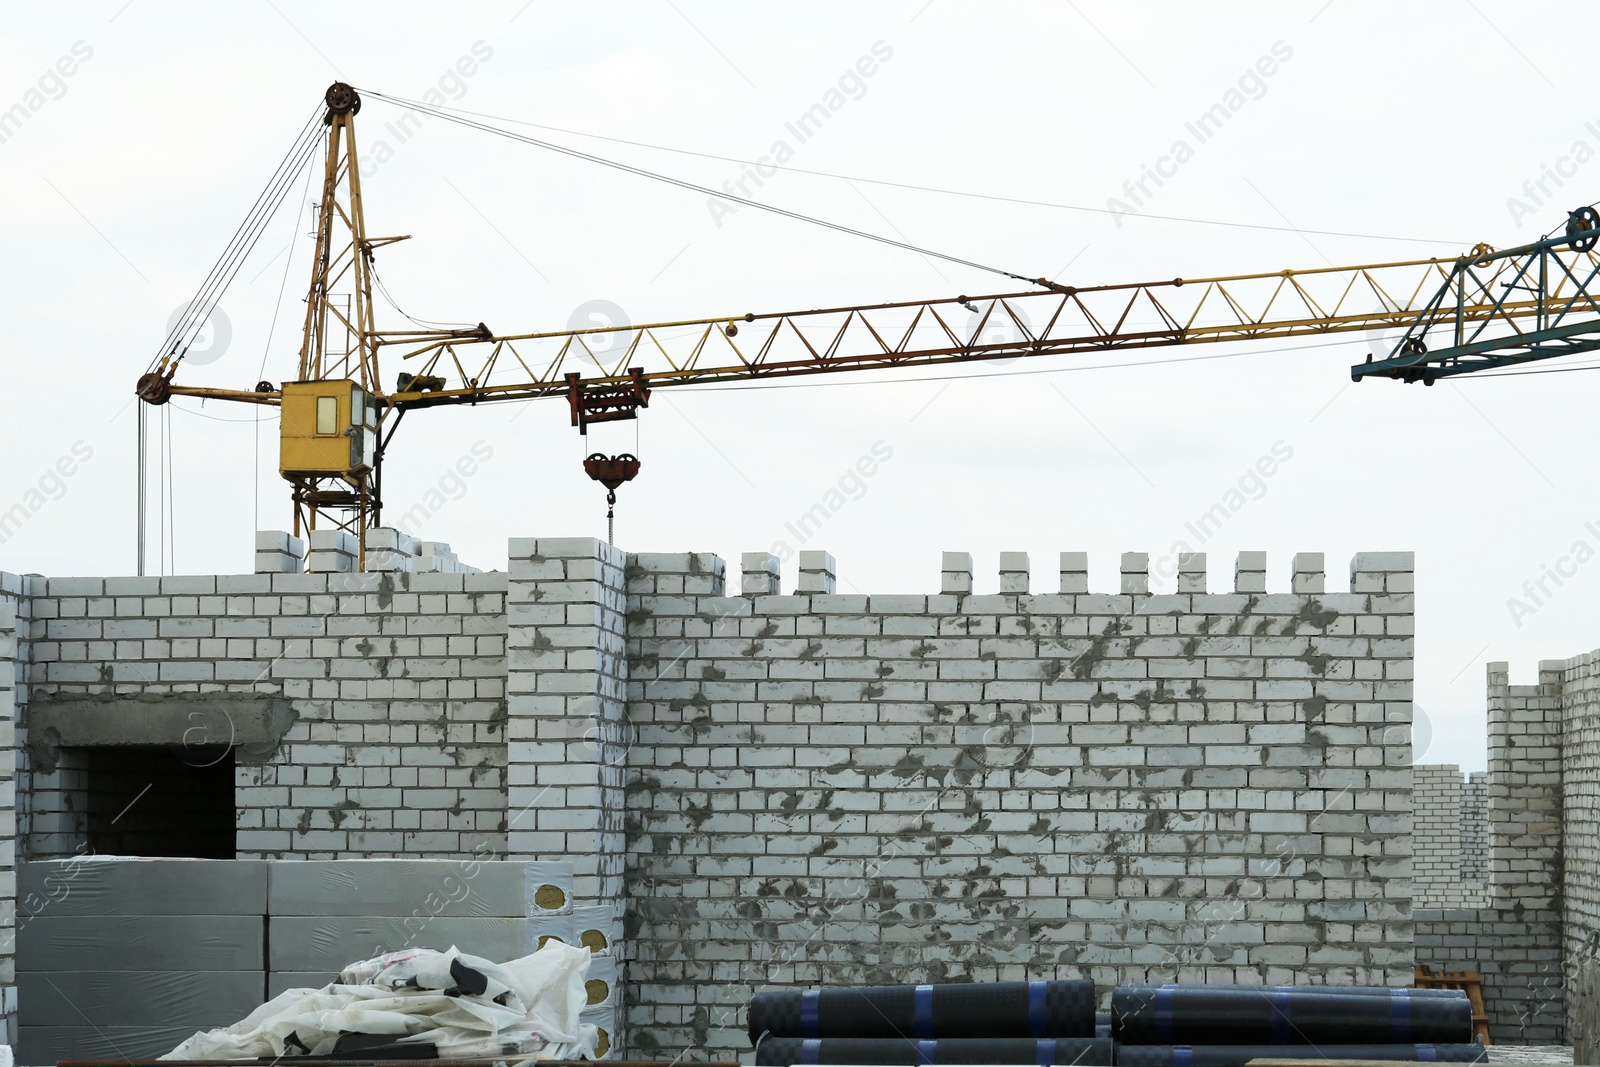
[1,540,1422,1060]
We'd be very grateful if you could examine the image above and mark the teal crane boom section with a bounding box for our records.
[1352,208,1600,385]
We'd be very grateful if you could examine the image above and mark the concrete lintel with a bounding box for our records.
[28,693,298,768]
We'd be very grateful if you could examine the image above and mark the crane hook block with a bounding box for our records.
[565,367,651,434]
[325,82,361,117]
[583,453,641,506]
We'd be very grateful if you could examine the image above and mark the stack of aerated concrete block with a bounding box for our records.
[265,858,578,992]
[17,859,269,1064]
[266,858,618,1057]
[254,530,305,573]
[575,901,625,1058]
[15,858,621,1061]
[363,528,422,573]
[416,540,482,574]
[307,529,360,573]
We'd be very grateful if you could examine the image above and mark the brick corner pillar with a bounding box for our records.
[1345,552,1416,985]
[0,588,21,1039]
[505,537,629,903]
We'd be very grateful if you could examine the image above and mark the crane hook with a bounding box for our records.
[582,452,641,545]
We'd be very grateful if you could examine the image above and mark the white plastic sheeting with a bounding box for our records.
[162,942,599,1061]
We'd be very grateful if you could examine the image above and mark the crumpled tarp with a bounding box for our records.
[161,941,598,1061]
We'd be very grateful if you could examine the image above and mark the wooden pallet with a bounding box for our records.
[1416,963,1491,1044]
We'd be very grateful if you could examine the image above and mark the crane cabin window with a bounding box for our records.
[315,395,338,434]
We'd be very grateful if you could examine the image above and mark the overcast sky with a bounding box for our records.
[5,3,1599,770]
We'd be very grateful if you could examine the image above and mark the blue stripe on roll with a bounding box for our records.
[800,1038,821,1065]
[1175,1047,1193,1067]
[1036,1038,1056,1065]
[1392,989,1412,1041]
[1028,980,1049,1037]
[1270,990,1292,1042]
[914,984,935,1038]
[1417,1044,1438,1062]
[1155,987,1175,1041]
[917,1039,937,1065]
[800,990,820,1038]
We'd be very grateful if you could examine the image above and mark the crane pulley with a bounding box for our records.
[135,82,1600,566]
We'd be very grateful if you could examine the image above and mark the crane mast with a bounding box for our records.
[134,83,1600,566]
[279,82,390,547]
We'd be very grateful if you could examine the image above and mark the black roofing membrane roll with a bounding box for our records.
[1109,987,1473,1046]
[1114,1044,1487,1067]
[1128,985,1468,1000]
[748,981,1097,1042]
[753,1036,1114,1065]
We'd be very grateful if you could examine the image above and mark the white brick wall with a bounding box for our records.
[622,550,1414,1058]
[16,569,508,860]
[1412,764,1487,909]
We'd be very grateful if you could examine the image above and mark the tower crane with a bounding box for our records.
[135,84,1600,567]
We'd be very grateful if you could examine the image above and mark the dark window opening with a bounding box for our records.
[83,746,236,858]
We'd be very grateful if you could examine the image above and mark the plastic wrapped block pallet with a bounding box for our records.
[18,858,268,916]
[1110,987,1474,1046]
[18,1025,199,1064]
[753,1036,1114,1065]
[266,913,576,971]
[749,981,1097,1042]
[575,902,621,954]
[18,914,265,970]
[1115,1044,1489,1067]
[266,859,574,917]
[18,970,265,1027]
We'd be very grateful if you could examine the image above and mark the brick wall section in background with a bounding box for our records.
[1413,765,1457,893]
[14,570,508,860]
[1562,652,1600,1059]
[1413,662,1566,1043]
[1490,662,1565,913]
[1414,905,1563,1041]
[621,550,1415,1060]
[1413,765,1483,909]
